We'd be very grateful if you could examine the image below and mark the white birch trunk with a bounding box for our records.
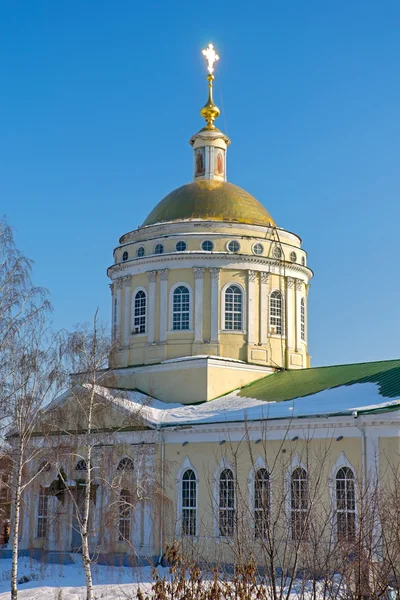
[11,442,24,600]
[81,388,94,600]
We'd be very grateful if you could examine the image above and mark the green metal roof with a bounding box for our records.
[238,359,400,403]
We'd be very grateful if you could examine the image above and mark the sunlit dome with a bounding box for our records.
[142,180,275,227]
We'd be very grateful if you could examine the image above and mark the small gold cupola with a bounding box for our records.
[189,43,231,183]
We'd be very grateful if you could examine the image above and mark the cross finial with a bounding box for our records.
[202,43,219,74]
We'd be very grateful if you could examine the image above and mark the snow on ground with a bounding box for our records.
[0,556,168,599]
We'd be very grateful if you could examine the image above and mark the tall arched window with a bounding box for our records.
[172,286,190,330]
[300,297,305,341]
[291,467,308,540]
[118,489,131,541]
[254,468,270,538]
[219,469,235,537]
[37,486,48,538]
[270,291,283,335]
[134,290,146,334]
[336,467,356,541]
[182,469,197,536]
[224,285,243,330]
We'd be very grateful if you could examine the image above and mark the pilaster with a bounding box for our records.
[123,275,132,347]
[210,268,220,343]
[247,270,257,344]
[260,272,269,345]
[158,269,169,343]
[147,271,157,344]
[114,278,123,345]
[194,268,205,342]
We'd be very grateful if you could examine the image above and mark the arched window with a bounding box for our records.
[290,251,297,262]
[291,467,308,540]
[172,286,190,330]
[301,256,306,266]
[182,469,197,536]
[75,460,87,472]
[37,486,48,538]
[270,291,283,335]
[134,290,146,334]
[219,468,235,537]
[300,297,305,341]
[118,489,131,541]
[224,285,243,331]
[122,251,128,261]
[336,467,356,541]
[154,243,164,255]
[254,468,270,538]
[117,457,134,471]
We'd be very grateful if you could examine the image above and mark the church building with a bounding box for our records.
[16,45,400,568]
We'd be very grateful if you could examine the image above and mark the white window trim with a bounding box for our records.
[131,286,147,337]
[221,281,246,333]
[269,288,285,336]
[252,242,264,256]
[168,282,194,332]
[226,239,241,253]
[285,454,308,539]
[328,452,357,542]
[200,240,214,252]
[248,456,272,539]
[176,457,199,538]
[213,458,236,539]
[175,240,187,252]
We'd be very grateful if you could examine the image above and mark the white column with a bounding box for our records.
[147,271,157,343]
[123,275,132,347]
[260,272,269,345]
[247,270,257,344]
[286,277,295,350]
[210,268,220,343]
[158,269,168,342]
[194,268,205,342]
[115,278,123,345]
[295,279,303,351]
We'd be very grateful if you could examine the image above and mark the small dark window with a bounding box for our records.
[290,251,297,262]
[122,251,128,262]
[253,243,264,255]
[227,240,240,253]
[75,460,87,472]
[201,240,214,252]
[301,256,306,266]
[273,246,282,259]
[155,244,164,255]
[176,241,187,252]
[137,247,145,258]
[117,457,134,471]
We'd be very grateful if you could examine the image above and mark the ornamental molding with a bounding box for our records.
[109,283,114,294]
[248,270,257,282]
[147,270,157,283]
[115,278,123,290]
[296,279,302,291]
[107,253,312,281]
[210,267,221,280]
[194,267,205,279]
[123,275,132,288]
[287,277,295,289]
[260,272,269,284]
[158,268,169,281]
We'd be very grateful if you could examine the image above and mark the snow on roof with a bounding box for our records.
[91,382,400,428]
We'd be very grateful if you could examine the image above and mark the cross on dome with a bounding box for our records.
[202,43,219,74]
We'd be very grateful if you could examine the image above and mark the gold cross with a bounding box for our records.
[202,43,219,74]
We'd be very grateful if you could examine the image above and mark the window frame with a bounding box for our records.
[136,246,145,258]
[254,467,271,539]
[176,240,187,252]
[335,466,356,542]
[201,240,214,252]
[132,288,147,335]
[218,468,235,538]
[290,467,309,541]
[118,489,131,542]
[269,289,284,336]
[117,457,134,471]
[290,251,297,263]
[37,486,48,539]
[122,251,129,262]
[221,282,246,333]
[154,243,164,255]
[252,243,264,256]
[169,282,193,332]
[181,469,197,537]
[226,240,240,253]
[273,245,283,259]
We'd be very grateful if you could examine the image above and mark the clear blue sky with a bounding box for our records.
[1,1,399,366]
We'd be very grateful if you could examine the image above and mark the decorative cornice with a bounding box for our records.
[210,267,221,280]
[158,268,169,281]
[194,267,205,279]
[248,270,257,282]
[123,275,132,288]
[147,270,157,283]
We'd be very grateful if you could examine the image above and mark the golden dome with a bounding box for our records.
[143,180,275,227]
